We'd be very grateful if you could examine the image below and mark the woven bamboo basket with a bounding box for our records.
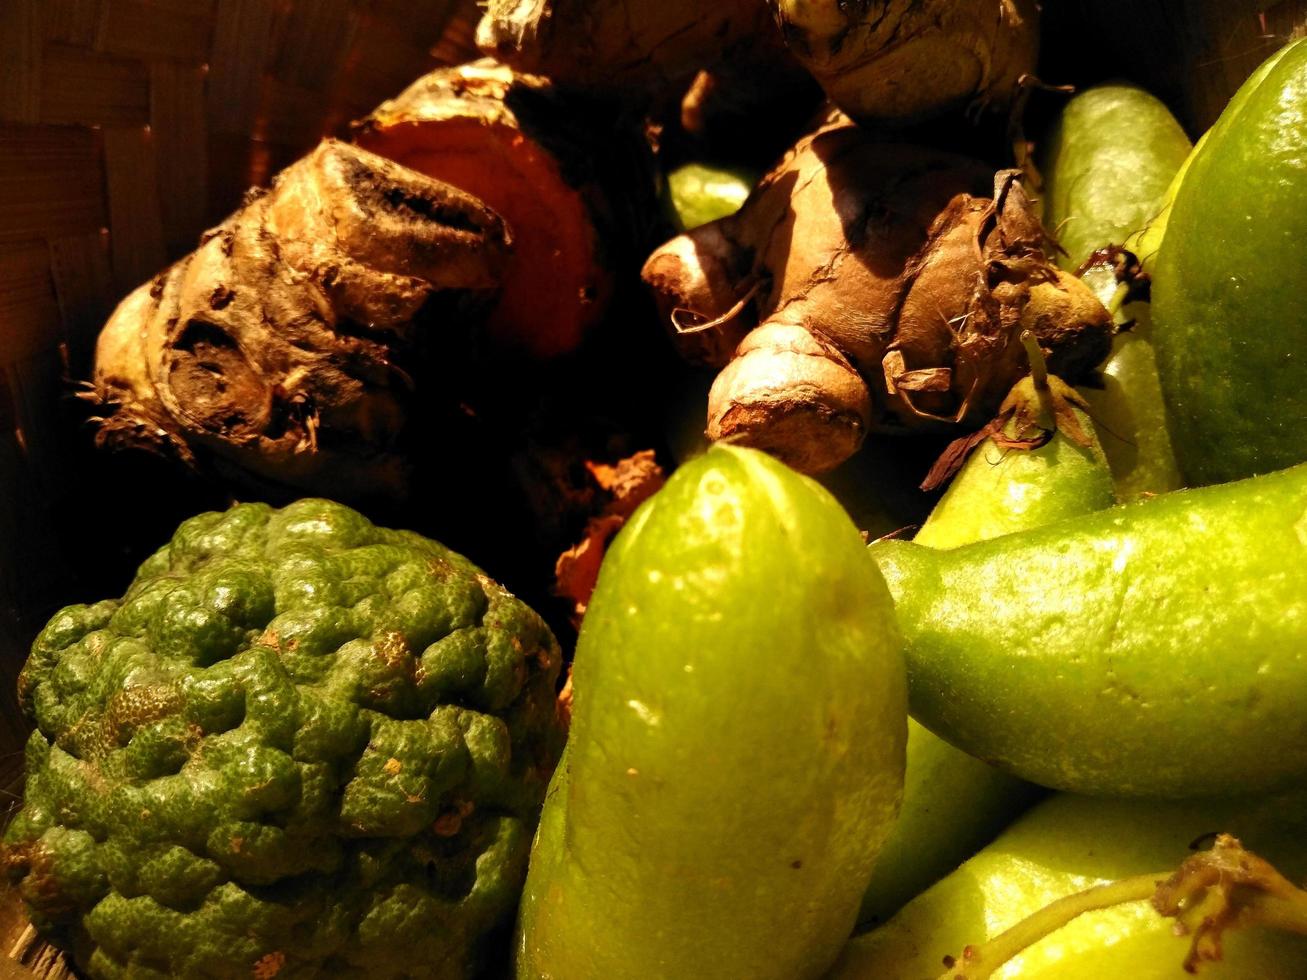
[1,1,1306,977]
[0,2,480,974]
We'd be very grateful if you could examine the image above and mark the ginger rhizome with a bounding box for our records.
[475,0,779,93]
[91,141,509,499]
[642,126,1113,474]
[355,59,655,361]
[771,0,1041,125]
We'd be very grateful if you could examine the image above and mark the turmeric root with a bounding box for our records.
[772,0,1040,126]
[354,59,655,360]
[642,126,1113,474]
[91,140,509,499]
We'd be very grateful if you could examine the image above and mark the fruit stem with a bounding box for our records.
[1019,329,1054,430]
[934,873,1162,980]
[1152,833,1307,971]
[936,835,1307,979]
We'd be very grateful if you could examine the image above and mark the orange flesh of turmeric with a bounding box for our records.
[368,120,602,359]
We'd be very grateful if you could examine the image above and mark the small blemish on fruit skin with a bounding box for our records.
[626,699,662,727]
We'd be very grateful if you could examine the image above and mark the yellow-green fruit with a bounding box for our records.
[665,162,757,231]
[831,790,1307,978]
[1152,38,1307,485]
[913,391,1113,549]
[1122,131,1207,279]
[872,461,1307,798]
[515,445,907,980]
[1036,82,1190,498]
[1077,309,1183,499]
[857,720,1043,927]
[860,383,1109,925]
[1039,83,1191,272]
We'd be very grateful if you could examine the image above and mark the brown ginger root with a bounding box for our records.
[938,835,1307,979]
[476,0,780,94]
[707,323,871,475]
[642,125,1113,474]
[355,59,655,360]
[91,140,509,500]
[771,0,1041,126]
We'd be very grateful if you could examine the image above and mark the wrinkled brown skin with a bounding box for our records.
[91,140,509,499]
[771,0,1040,125]
[644,126,1113,474]
[355,60,652,360]
[476,0,781,93]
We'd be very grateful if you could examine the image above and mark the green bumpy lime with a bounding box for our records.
[515,445,907,980]
[1152,39,1307,485]
[3,499,565,979]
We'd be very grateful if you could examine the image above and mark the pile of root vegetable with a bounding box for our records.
[8,2,1307,979]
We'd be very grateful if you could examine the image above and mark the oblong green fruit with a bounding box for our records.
[857,720,1043,927]
[1039,83,1191,273]
[515,445,907,980]
[1152,38,1307,485]
[1127,34,1292,279]
[1122,130,1206,279]
[1077,320,1184,500]
[870,461,1307,797]
[1036,82,1190,498]
[665,162,757,232]
[860,381,1112,924]
[831,790,1307,979]
[913,384,1114,549]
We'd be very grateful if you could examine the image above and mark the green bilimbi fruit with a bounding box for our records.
[1122,132,1204,280]
[1038,82,1192,499]
[1152,38,1307,485]
[914,371,1114,550]
[665,162,757,232]
[857,723,1043,929]
[871,460,1307,798]
[1039,83,1191,274]
[831,790,1307,979]
[859,364,1110,926]
[515,445,907,980]
[1075,323,1183,500]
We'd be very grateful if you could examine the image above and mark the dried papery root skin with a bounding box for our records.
[771,0,1041,125]
[553,449,667,627]
[476,0,780,93]
[646,125,1113,473]
[91,140,510,499]
[355,59,654,360]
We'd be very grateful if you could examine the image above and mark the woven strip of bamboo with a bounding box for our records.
[0,0,478,614]
[0,12,478,973]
